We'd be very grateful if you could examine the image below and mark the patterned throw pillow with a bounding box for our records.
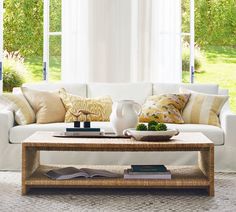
[139,94,190,124]
[180,88,228,126]
[21,87,66,124]
[0,94,35,125]
[59,88,112,122]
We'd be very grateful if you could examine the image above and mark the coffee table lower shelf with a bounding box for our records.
[24,165,210,191]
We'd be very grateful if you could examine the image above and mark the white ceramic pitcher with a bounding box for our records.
[110,100,142,136]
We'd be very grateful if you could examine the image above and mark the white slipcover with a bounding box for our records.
[0,82,235,171]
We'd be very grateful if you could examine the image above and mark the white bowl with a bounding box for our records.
[123,128,179,141]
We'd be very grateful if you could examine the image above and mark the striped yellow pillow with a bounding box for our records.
[59,88,112,122]
[180,88,228,126]
[0,94,35,125]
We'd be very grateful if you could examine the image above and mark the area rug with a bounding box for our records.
[0,172,235,212]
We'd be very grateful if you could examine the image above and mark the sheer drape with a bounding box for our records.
[62,0,181,83]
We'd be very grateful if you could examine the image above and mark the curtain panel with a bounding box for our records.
[62,0,181,83]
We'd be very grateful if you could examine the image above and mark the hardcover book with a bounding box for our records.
[124,169,171,180]
[66,127,101,132]
[131,165,167,172]
[60,131,104,137]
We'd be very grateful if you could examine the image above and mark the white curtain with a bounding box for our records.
[62,0,181,83]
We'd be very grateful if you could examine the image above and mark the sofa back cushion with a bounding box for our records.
[0,94,35,125]
[21,87,66,124]
[180,88,228,127]
[153,83,219,95]
[22,82,87,97]
[87,83,152,104]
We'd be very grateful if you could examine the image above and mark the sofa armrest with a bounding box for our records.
[219,102,236,145]
[0,110,14,142]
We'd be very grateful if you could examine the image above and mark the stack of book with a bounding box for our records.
[64,127,105,137]
[124,165,171,179]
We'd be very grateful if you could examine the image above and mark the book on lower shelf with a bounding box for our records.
[124,165,171,179]
[45,167,122,180]
[131,165,167,172]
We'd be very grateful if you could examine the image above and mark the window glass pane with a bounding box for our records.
[182,36,190,83]
[182,0,190,33]
[3,0,43,92]
[50,0,61,32]
[49,35,61,81]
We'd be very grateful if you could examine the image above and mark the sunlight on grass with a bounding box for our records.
[24,56,61,82]
[183,46,236,113]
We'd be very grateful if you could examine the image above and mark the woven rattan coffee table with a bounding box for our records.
[22,132,214,196]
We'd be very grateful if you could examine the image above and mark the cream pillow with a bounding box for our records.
[0,94,35,125]
[59,88,112,122]
[180,88,228,126]
[21,87,66,124]
[139,94,190,124]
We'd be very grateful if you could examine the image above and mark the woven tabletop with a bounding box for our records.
[22,131,214,151]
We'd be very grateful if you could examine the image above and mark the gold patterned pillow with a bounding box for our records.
[139,94,190,124]
[59,88,112,122]
[0,94,35,125]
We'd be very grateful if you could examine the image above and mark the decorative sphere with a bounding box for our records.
[156,123,167,131]
[136,124,148,131]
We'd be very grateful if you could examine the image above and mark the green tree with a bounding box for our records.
[4,0,61,57]
[3,0,44,57]
[182,0,236,47]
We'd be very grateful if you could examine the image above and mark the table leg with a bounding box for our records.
[198,145,214,196]
[22,145,40,195]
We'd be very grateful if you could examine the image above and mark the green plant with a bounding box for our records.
[182,0,236,47]
[3,0,44,57]
[182,42,205,72]
[3,51,26,92]
[136,124,147,131]
[148,120,158,128]
[148,125,157,131]
[148,120,158,131]
[156,123,167,131]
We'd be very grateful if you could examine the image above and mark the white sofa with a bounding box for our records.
[0,82,236,171]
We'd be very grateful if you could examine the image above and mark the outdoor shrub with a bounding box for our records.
[182,0,236,46]
[182,42,205,72]
[3,51,26,92]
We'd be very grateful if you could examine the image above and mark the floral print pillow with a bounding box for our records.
[139,94,190,124]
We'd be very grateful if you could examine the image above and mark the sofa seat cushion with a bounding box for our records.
[166,123,224,146]
[9,122,113,144]
[10,122,223,146]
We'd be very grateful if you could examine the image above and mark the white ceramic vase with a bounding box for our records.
[110,100,142,136]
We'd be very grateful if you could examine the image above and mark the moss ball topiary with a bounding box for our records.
[136,124,147,131]
[148,125,157,131]
[148,120,158,128]
[156,123,167,131]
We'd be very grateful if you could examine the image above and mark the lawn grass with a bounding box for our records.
[24,55,61,82]
[182,46,236,113]
[24,45,236,113]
